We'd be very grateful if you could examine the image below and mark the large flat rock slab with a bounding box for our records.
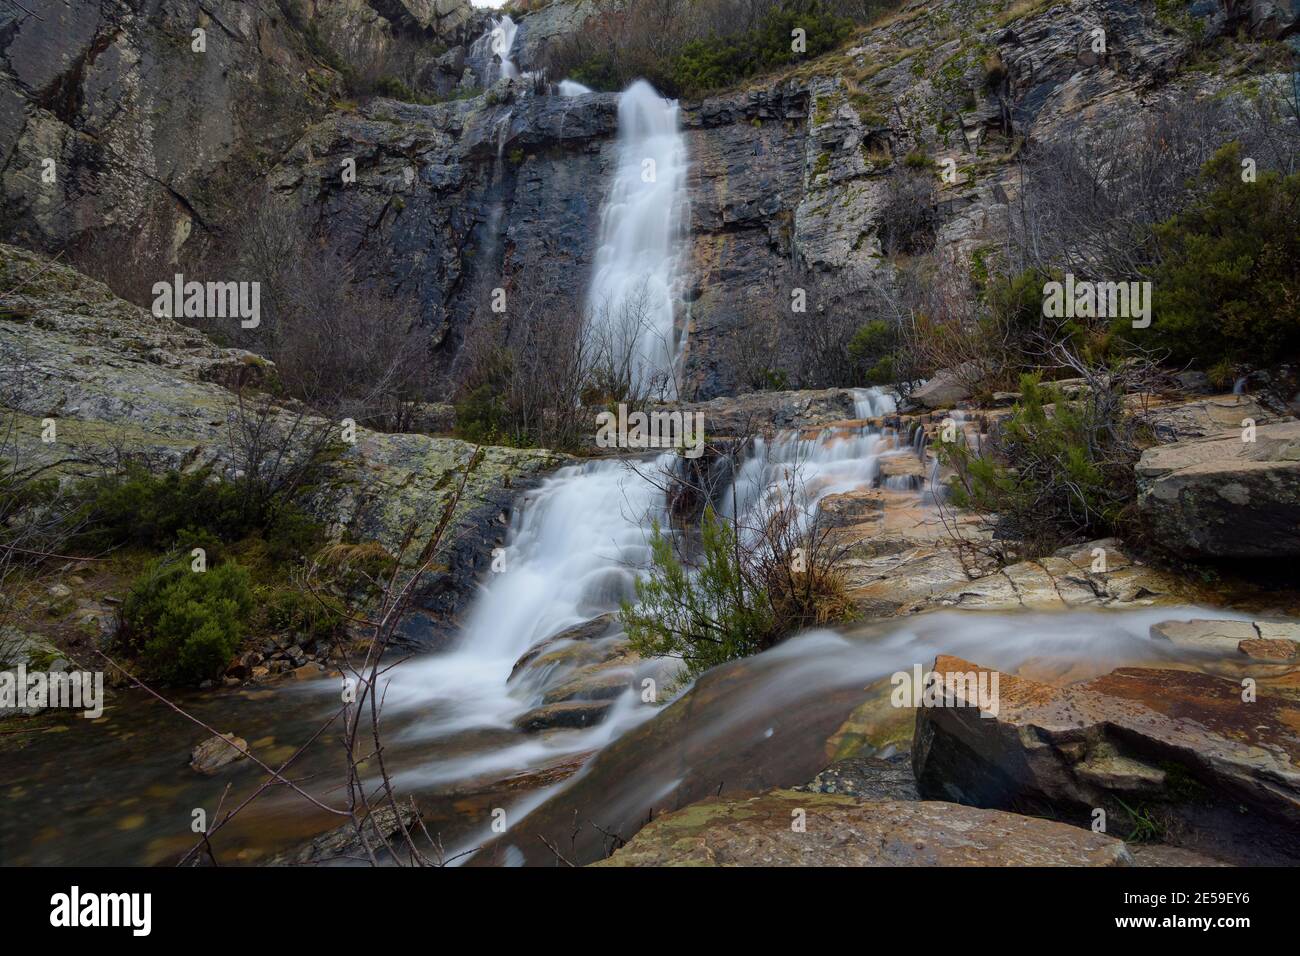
[1136,421,1300,558]
[593,790,1133,866]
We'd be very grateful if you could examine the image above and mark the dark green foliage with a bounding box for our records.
[940,372,1143,557]
[621,510,777,677]
[1139,143,1300,368]
[847,320,897,385]
[373,76,437,105]
[671,4,854,95]
[902,149,930,170]
[69,467,324,563]
[123,557,255,684]
[621,504,855,676]
[454,383,514,447]
[551,0,857,97]
[262,588,344,645]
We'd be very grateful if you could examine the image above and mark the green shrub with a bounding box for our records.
[621,505,854,676]
[69,467,323,562]
[123,557,255,684]
[262,588,343,645]
[940,371,1145,557]
[1136,143,1300,368]
[671,3,854,96]
[902,149,930,170]
[621,510,777,677]
[847,320,897,385]
[454,383,513,446]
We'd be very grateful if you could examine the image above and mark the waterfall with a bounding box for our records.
[583,80,690,400]
[853,386,896,419]
[470,15,520,85]
[380,457,671,736]
[379,392,915,790]
[558,80,593,97]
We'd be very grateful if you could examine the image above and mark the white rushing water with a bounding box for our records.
[721,387,904,527]
[584,80,690,399]
[470,15,520,85]
[380,391,903,785]
[379,455,675,790]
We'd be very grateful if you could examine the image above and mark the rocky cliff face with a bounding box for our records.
[0,241,565,639]
[2,0,1296,398]
[0,0,479,267]
[248,0,1299,398]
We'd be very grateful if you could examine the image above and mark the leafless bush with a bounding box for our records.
[1007,87,1300,281]
[453,271,594,449]
[584,279,680,404]
[194,196,431,433]
[878,167,939,256]
[774,266,914,389]
[223,389,338,524]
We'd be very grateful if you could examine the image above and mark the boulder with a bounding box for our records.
[912,656,1300,864]
[1149,618,1258,655]
[910,364,979,410]
[1136,421,1300,558]
[189,733,249,775]
[1238,637,1300,662]
[541,669,633,705]
[508,613,619,679]
[513,700,614,732]
[795,753,919,801]
[890,539,1186,615]
[593,790,1134,866]
[1250,0,1300,37]
[270,804,420,866]
[1141,393,1270,442]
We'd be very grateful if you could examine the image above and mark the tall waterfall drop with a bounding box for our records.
[584,80,690,399]
[470,15,520,85]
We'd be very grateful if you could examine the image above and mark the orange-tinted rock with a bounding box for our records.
[594,790,1133,866]
[912,656,1300,864]
[1239,637,1300,661]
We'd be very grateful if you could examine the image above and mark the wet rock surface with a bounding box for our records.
[190,733,249,775]
[795,753,919,802]
[594,790,1134,866]
[912,655,1300,864]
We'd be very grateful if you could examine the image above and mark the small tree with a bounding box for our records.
[1139,143,1300,368]
[622,508,777,676]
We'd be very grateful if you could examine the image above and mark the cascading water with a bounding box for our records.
[385,391,903,789]
[583,80,690,399]
[470,15,520,85]
[720,387,908,527]
[376,455,675,788]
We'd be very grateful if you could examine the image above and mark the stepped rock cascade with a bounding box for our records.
[721,387,905,531]
[382,391,906,791]
[382,456,673,747]
[583,80,691,399]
